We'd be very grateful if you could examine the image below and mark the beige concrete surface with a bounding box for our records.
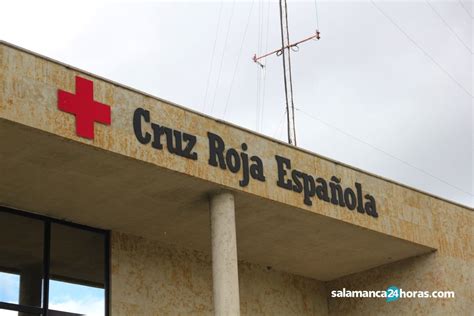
[209,191,240,316]
[327,253,472,315]
[326,197,473,315]
[111,231,329,315]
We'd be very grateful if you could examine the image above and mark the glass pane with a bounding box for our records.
[49,224,105,316]
[0,272,19,304]
[48,280,104,316]
[0,211,44,307]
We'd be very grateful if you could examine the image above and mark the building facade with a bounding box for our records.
[0,41,472,315]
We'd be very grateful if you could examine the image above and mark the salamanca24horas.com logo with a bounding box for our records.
[331,286,455,302]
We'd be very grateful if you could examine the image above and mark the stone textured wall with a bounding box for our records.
[111,206,472,316]
[326,197,473,315]
[111,231,328,315]
[327,253,471,316]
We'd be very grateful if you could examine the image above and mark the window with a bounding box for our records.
[0,207,109,316]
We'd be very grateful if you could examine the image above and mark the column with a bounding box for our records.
[209,190,240,316]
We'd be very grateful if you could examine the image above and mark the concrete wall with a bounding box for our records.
[326,197,472,315]
[111,195,472,316]
[327,253,470,315]
[111,231,328,315]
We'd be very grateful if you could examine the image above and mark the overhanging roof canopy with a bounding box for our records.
[0,120,433,281]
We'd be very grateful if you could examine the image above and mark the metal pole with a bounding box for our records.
[279,0,297,146]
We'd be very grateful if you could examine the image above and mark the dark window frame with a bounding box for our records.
[0,206,110,316]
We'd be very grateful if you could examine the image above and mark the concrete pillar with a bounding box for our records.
[209,190,240,316]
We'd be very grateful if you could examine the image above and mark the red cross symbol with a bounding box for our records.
[58,76,111,139]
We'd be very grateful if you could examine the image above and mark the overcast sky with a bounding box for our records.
[1,0,472,207]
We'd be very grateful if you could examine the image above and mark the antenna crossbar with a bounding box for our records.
[252,30,320,68]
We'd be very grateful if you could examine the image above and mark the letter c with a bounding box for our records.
[133,107,152,144]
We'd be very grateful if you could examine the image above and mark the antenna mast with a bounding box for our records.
[279,0,297,146]
[253,0,320,146]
